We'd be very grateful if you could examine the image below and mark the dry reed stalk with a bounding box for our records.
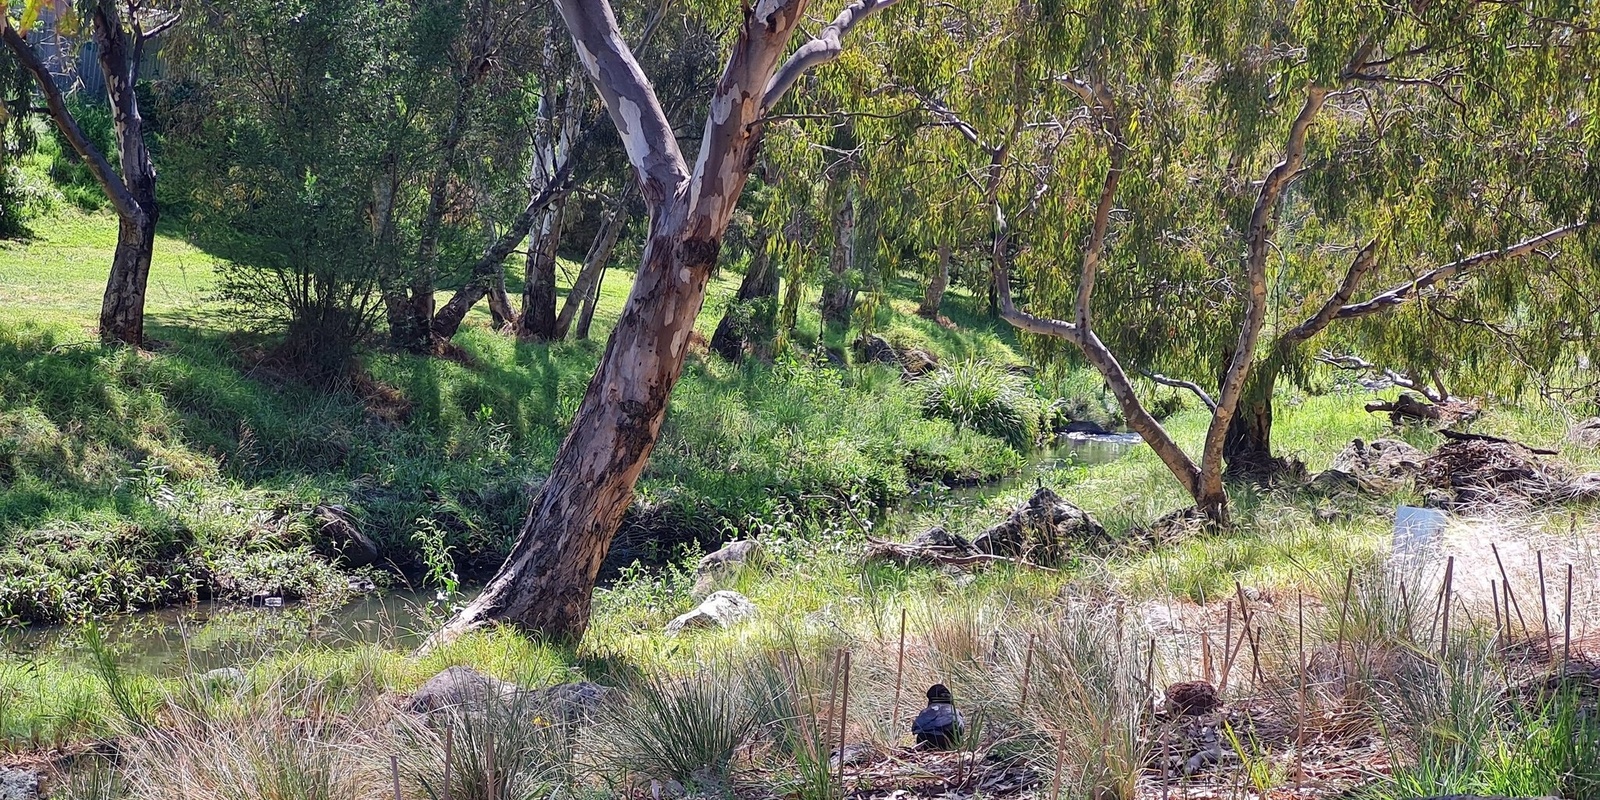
[1295,591,1306,789]
[486,725,497,800]
[443,725,454,800]
[1335,567,1354,680]
[1503,579,1515,647]
[891,609,907,737]
[1491,543,1529,638]
[1049,728,1067,800]
[1219,612,1247,694]
[1492,581,1504,648]
[1233,581,1263,685]
[1144,638,1156,709]
[837,650,852,793]
[1439,555,1456,660]
[1564,564,1574,677]
[1399,580,1413,641]
[825,649,842,744]
[1538,551,1551,662]
[1020,633,1036,708]
[391,754,402,800]
[1200,629,1212,684]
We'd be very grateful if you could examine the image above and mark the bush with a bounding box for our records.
[590,670,758,790]
[919,359,1044,448]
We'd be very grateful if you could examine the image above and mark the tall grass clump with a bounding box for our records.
[919,360,1043,448]
[397,691,579,800]
[590,670,758,790]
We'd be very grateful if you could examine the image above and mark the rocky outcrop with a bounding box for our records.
[666,590,758,635]
[972,487,1108,563]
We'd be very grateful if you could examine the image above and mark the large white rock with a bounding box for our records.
[665,590,757,635]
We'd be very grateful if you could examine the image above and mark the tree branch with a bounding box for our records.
[553,0,687,210]
[1280,238,1379,345]
[762,0,904,114]
[1336,222,1591,319]
[1142,371,1218,411]
[0,18,145,226]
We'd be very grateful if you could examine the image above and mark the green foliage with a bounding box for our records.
[918,359,1043,448]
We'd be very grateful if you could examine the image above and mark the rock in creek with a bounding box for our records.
[972,486,1107,564]
[0,769,38,800]
[666,590,758,635]
[312,503,381,568]
[692,539,764,597]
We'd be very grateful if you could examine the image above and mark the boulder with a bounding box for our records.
[199,666,248,691]
[0,769,37,800]
[1060,419,1112,436]
[312,504,380,568]
[409,666,521,714]
[527,680,611,724]
[409,666,611,723]
[666,590,758,636]
[901,348,939,378]
[692,539,764,596]
[972,487,1107,564]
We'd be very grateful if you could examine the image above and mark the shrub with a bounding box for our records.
[919,359,1043,448]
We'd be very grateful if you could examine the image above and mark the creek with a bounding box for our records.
[3,432,1143,675]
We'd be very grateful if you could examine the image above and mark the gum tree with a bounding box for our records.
[434,0,903,643]
[863,0,1596,521]
[3,0,174,346]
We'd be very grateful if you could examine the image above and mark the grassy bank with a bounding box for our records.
[0,206,1044,625]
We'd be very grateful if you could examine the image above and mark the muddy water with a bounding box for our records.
[3,433,1143,675]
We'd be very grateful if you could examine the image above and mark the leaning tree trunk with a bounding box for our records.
[429,0,902,646]
[487,274,517,329]
[573,262,606,340]
[554,199,631,339]
[918,240,950,319]
[518,198,568,341]
[710,228,778,361]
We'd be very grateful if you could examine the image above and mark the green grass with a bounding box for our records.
[0,206,1029,626]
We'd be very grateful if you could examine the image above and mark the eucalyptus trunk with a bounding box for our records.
[518,198,569,341]
[917,240,950,319]
[819,188,856,327]
[430,0,902,645]
[710,228,777,361]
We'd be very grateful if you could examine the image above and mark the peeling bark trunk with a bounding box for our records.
[488,274,516,329]
[101,214,157,344]
[518,197,568,341]
[1222,360,1279,478]
[430,0,902,646]
[574,260,606,340]
[918,240,950,319]
[819,188,856,327]
[444,228,719,639]
[710,228,778,361]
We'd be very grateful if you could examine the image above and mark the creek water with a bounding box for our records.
[3,432,1142,675]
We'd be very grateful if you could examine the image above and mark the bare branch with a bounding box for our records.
[1280,238,1379,345]
[762,0,905,113]
[1072,83,1123,334]
[1142,371,1218,411]
[1336,222,1591,319]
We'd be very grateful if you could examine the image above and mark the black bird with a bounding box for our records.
[911,683,964,749]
